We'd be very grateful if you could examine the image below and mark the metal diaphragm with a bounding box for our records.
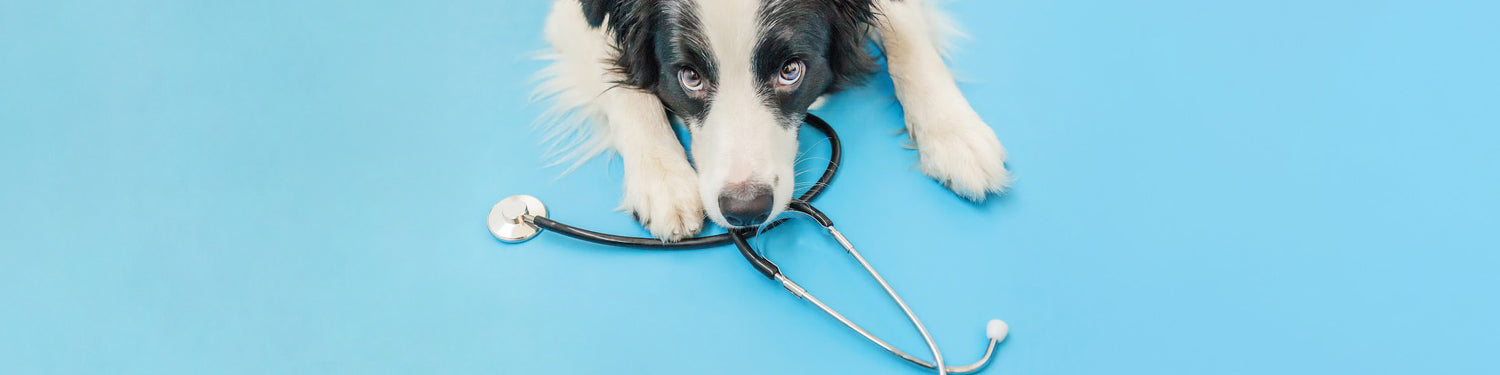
[488,195,547,243]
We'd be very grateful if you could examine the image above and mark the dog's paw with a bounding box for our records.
[908,111,1011,201]
[619,156,705,241]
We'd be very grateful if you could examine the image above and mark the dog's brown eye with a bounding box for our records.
[777,59,804,86]
[678,67,704,92]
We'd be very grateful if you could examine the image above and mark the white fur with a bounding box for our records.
[540,0,703,240]
[689,0,798,227]
[534,1,613,171]
[875,0,1011,200]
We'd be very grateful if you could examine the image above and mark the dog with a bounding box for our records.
[535,0,1009,240]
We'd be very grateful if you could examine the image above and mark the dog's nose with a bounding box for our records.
[718,183,774,227]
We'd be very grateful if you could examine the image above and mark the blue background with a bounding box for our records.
[3,1,1498,374]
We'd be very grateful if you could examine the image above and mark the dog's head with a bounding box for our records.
[583,0,876,227]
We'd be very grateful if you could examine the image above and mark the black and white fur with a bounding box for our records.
[536,0,1009,240]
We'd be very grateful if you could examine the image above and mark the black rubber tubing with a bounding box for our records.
[735,201,835,279]
[529,113,841,249]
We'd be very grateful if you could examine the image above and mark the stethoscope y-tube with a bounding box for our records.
[734,201,1007,374]
[487,114,1009,374]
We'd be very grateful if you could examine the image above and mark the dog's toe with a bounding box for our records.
[911,113,1011,201]
[619,156,705,241]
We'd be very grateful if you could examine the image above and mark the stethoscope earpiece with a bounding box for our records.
[987,319,1010,341]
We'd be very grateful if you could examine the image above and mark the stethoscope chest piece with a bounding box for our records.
[488,195,547,243]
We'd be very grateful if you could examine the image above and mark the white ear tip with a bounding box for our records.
[986,319,1009,341]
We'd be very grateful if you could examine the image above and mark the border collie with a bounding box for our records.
[535,0,1009,240]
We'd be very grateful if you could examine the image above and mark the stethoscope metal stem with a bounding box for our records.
[777,271,1000,373]
[829,227,948,374]
[756,210,1002,373]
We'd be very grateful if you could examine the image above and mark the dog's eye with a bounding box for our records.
[678,67,705,92]
[777,59,804,86]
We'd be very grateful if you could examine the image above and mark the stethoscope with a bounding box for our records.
[487,115,1008,374]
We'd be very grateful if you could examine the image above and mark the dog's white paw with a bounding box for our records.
[619,156,705,241]
[908,110,1011,201]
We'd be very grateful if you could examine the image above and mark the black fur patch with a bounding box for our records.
[754,0,879,123]
[822,0,879,92]
[579,0,878,95]
[579,0,664,89]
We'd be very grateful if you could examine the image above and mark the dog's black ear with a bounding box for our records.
[823,0,879,92]
[579,0,661,89]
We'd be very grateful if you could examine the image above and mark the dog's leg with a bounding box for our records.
[875,0,1011,200]
[602,90,704,241]
[541,0,703,240]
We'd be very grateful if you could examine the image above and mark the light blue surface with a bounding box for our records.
[3,1,1498,374]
